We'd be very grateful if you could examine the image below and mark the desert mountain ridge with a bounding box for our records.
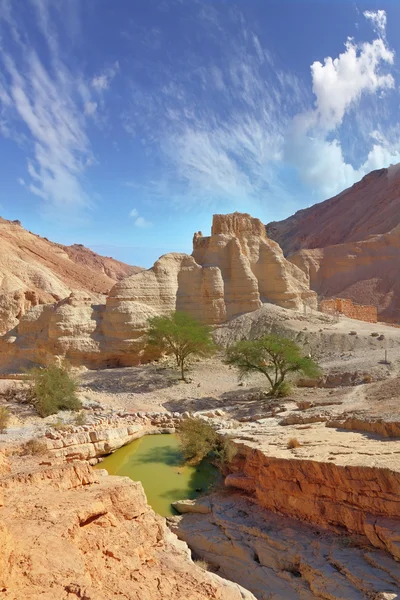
[267,164,400,255]
[0,216,141,334]
[267,164,400,322]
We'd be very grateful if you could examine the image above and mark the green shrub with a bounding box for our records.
[0,407,10,433]
[29,364,82,418]
[177,418,237,467]
[178,418,218,464]
[275,381,292,397]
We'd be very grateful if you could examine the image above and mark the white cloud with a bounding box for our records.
[0,0,95,215]
[285,10,398,197]
[129,207,152,228]
[92,62,119,92]
[311,38,394,131]
[84,101,98,116]
[364,10,387,38]
[134,216,152,228]
[17,177,25,186]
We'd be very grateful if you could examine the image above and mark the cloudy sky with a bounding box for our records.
[1,0,400,266]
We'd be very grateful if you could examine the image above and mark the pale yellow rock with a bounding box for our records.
[0,213,317,370]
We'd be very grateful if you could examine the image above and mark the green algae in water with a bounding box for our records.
[95,434,218,517]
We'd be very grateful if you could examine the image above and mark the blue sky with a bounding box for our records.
[1,1,400,267]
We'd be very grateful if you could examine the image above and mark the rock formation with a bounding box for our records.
[290,226,400,322]
[0,217,141,334]
[267,165,400,322]
[0,456,253,599]
[0,213,317,371]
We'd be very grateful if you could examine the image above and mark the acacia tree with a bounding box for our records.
[225,334,321,397]
[147,312,216,380]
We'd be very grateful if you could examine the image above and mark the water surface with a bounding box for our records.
[96,434,218,516]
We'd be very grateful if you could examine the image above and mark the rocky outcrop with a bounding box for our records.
[226,443,400,560]
[170,493,400,599]
[0,217,140,334]
[0,459,252,599]
[266,165,400,322]
[0,213,317,371]
[290,226,400,322]
[267,165,400,255]
[45,411,183,461]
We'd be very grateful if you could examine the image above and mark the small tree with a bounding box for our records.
[29,363,82,417]
[225,334,321,397]
[147,312,216,380]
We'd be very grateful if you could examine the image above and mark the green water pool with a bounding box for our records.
[95,434,218,516]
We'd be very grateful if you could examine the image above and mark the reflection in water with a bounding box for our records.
[95,434,218,516]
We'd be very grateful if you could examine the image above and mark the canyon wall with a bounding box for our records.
[0,456,252,599]
[0,213,317,371]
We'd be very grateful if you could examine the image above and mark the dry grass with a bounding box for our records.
[287,438,301,449]
[21,438,48,456]
[0,406,10,433]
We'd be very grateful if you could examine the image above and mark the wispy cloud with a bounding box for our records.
[122,6,399,208]
[0,0,94,215]
[92,62,119,92]
[122,11,308,212]
[129,207,152,228]
[0,0,118,218]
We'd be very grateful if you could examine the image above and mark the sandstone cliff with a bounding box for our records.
[0,217,140,334]
[0,213,317,371]
[0,456,252,599]
[267,165,400,255]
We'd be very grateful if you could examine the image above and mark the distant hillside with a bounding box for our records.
[267,165,400,256]
[0,217,141,333]
[266,165,400,322]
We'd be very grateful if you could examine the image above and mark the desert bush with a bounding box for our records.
[177,418,218,464]
[28,364,82,418]
[0,407,10,433]
[274,381,292,398]
[225,334,321,397]
[74,411,86,426]
[21,438,48,456]
[177,418,236,467]
[287,438,301,449]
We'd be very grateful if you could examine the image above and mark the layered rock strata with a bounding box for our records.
[170,493,400,599]
[0,456,253,599]
[0,217,140,334]
[290,226,400,322]
[0,213,317,371]
[44,411,183,461]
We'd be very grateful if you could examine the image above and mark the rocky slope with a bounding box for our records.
[0,213,317,371]
[0,455,253,600]
[290,226,400,322]
[267,165,400,255]
[0,217,140,334]
[266,165,400,321]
